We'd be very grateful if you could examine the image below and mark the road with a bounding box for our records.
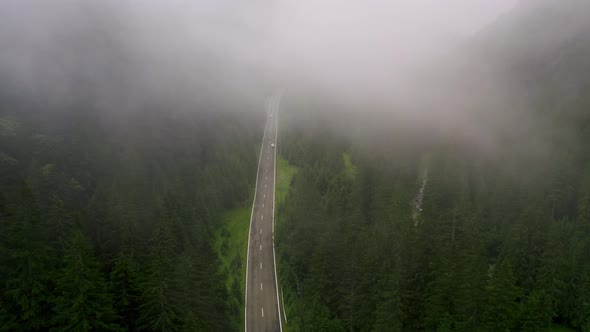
[245,94,282,332]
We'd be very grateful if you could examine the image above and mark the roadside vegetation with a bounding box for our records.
[214,206,251,331]
[276,156,298,214]
[276,100,590,331]
[275,154,299,330]
[272,2,590,331]
[0,102,260,330]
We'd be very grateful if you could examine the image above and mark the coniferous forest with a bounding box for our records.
[2,1,590,331]
[276,99,590,331]
[0,92,261,330]
[275,3,590,331]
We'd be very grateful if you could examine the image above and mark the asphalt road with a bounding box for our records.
[245,94,282,332]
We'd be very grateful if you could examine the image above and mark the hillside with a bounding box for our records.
[275,2,590,331]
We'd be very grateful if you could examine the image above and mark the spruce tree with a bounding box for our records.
[137,214,179,331]
[519,289,554,331]
[109,250,141,331]
[3,182,53,331]
[482,260,522,332]
[373,258,402,332]
[52,231,120,331]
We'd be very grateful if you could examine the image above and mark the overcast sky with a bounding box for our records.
[0,0,520,107]
[389,0,518,35]
[269,0,518,99]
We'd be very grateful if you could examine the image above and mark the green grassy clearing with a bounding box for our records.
[212,147,298,330]
[213,206,251,330]
[276,154,298,331]
[276,155,298,211]
[342,152,357,179]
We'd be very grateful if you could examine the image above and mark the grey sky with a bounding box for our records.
[0,0,519,108]
[268,0,517,104]
[392,0,518,35]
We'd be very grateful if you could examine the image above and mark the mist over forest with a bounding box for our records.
[1,0,590,331]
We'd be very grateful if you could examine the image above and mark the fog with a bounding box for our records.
[271,0,515,96]
[0,0,514,102]
[1,0,585,153]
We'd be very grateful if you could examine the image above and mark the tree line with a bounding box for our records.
[0,93,261,331]
[276,95,590,331]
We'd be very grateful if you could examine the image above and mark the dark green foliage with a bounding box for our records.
[109,251,141,331]
[0,90,259,330]
[3,182,54,331]
[52,231,120,331]
[481,260,522,332]
[2,2,590,331]
[137,216,179,332]
[519,289,555,331]
[277,70,590,331]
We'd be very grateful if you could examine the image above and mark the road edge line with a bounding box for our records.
[272,92,283,332]
[244,97,271,332]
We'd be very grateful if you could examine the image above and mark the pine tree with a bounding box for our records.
[137,213,179,331]
[47,196,73,252]
[519,289,554,331]
[52,231,120,331]
[571,267,590,331]
[373,257,402,332]
[174,254,209,331]
[482,260,522,332]
[453,216,487,332]
[0,302,19,332]
[3,182,54,331]
[424,248,455,331]
[109,250,141,331]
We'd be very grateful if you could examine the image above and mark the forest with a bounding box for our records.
[2,1,590,331]
[0,88,262,330]
[275,3,590,330]
[277,100,590,331]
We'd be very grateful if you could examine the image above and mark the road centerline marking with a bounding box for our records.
[246,93,283,332]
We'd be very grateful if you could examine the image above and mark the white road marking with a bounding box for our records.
[282,288,288,324]
[246,94,283,332]
[271,91,284,332]
[261,215,264,220]
[245,100,272,332]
